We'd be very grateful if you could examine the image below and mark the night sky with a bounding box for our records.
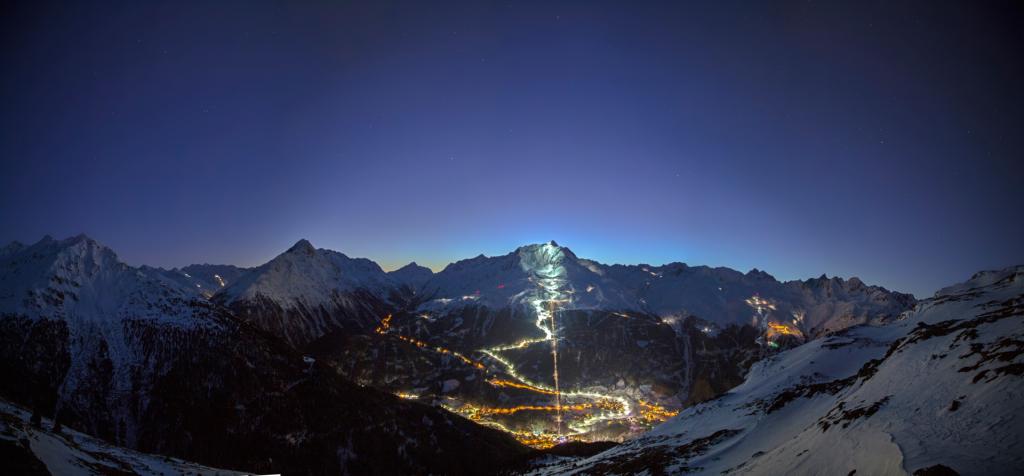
[1,1,1022,297]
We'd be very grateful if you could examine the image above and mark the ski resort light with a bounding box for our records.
[487,378,559,395]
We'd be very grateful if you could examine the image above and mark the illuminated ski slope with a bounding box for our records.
[475,243,640,445]
[377,243,678,448]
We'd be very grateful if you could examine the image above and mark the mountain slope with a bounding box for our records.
[214,239,399,347]
[420,242,636,312]
[388,262,434,291]
[144,263,249,299]
[526,265,1024,475]
[600,262,916,336]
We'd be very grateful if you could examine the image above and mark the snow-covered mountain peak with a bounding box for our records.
[0,234,222,333]
[388,262,434,290]
[516,241,574,278]
[934,264,1023,298]
[219,243,395,305]
[212,241,399,346]
[286,238,316,255]
[52,234,120,266]
[0,235,126,302]
[393,261,431,274]
[420,242,637,312]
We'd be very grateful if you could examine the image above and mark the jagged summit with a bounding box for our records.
[1,231,125,286]
[516,241,574,271]
[219,241,393,303]
[28,233,100,249]
[0,233,227,417]
[392,261,432,274]
[287,238,316,255]
[67,232,92,243]
[214,239,397,346]
[388,262,434,290]
[514,240,571,253]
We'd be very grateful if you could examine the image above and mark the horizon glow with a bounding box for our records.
[2,2,1022,299]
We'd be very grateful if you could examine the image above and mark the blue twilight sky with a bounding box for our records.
[1,1,1022,297]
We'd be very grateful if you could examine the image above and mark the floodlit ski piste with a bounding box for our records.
[374,242,677,448]
[476,242,634,444]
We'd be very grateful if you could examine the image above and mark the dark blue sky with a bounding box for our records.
[2,1,1021,297]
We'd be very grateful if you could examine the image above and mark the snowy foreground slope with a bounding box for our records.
[526,266,1024,475]
[0,398,243,476]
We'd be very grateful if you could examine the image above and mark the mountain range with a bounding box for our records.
[1,234,1018,475]
[0,235,526,475]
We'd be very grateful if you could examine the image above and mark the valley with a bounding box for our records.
[10,235,1009,475]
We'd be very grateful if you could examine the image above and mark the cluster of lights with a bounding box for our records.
[467,402,596,417]
[766,321,802,337]
[374,314,392,334]
[376,314,486,370]
[636,400,679,423]
[487,378,559,396]
[461,417,571,449]
[370,243,687,448]
[445,396,626,448]
[745,295,777,314]
[375,297,668,448]
[744,296,807,349]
